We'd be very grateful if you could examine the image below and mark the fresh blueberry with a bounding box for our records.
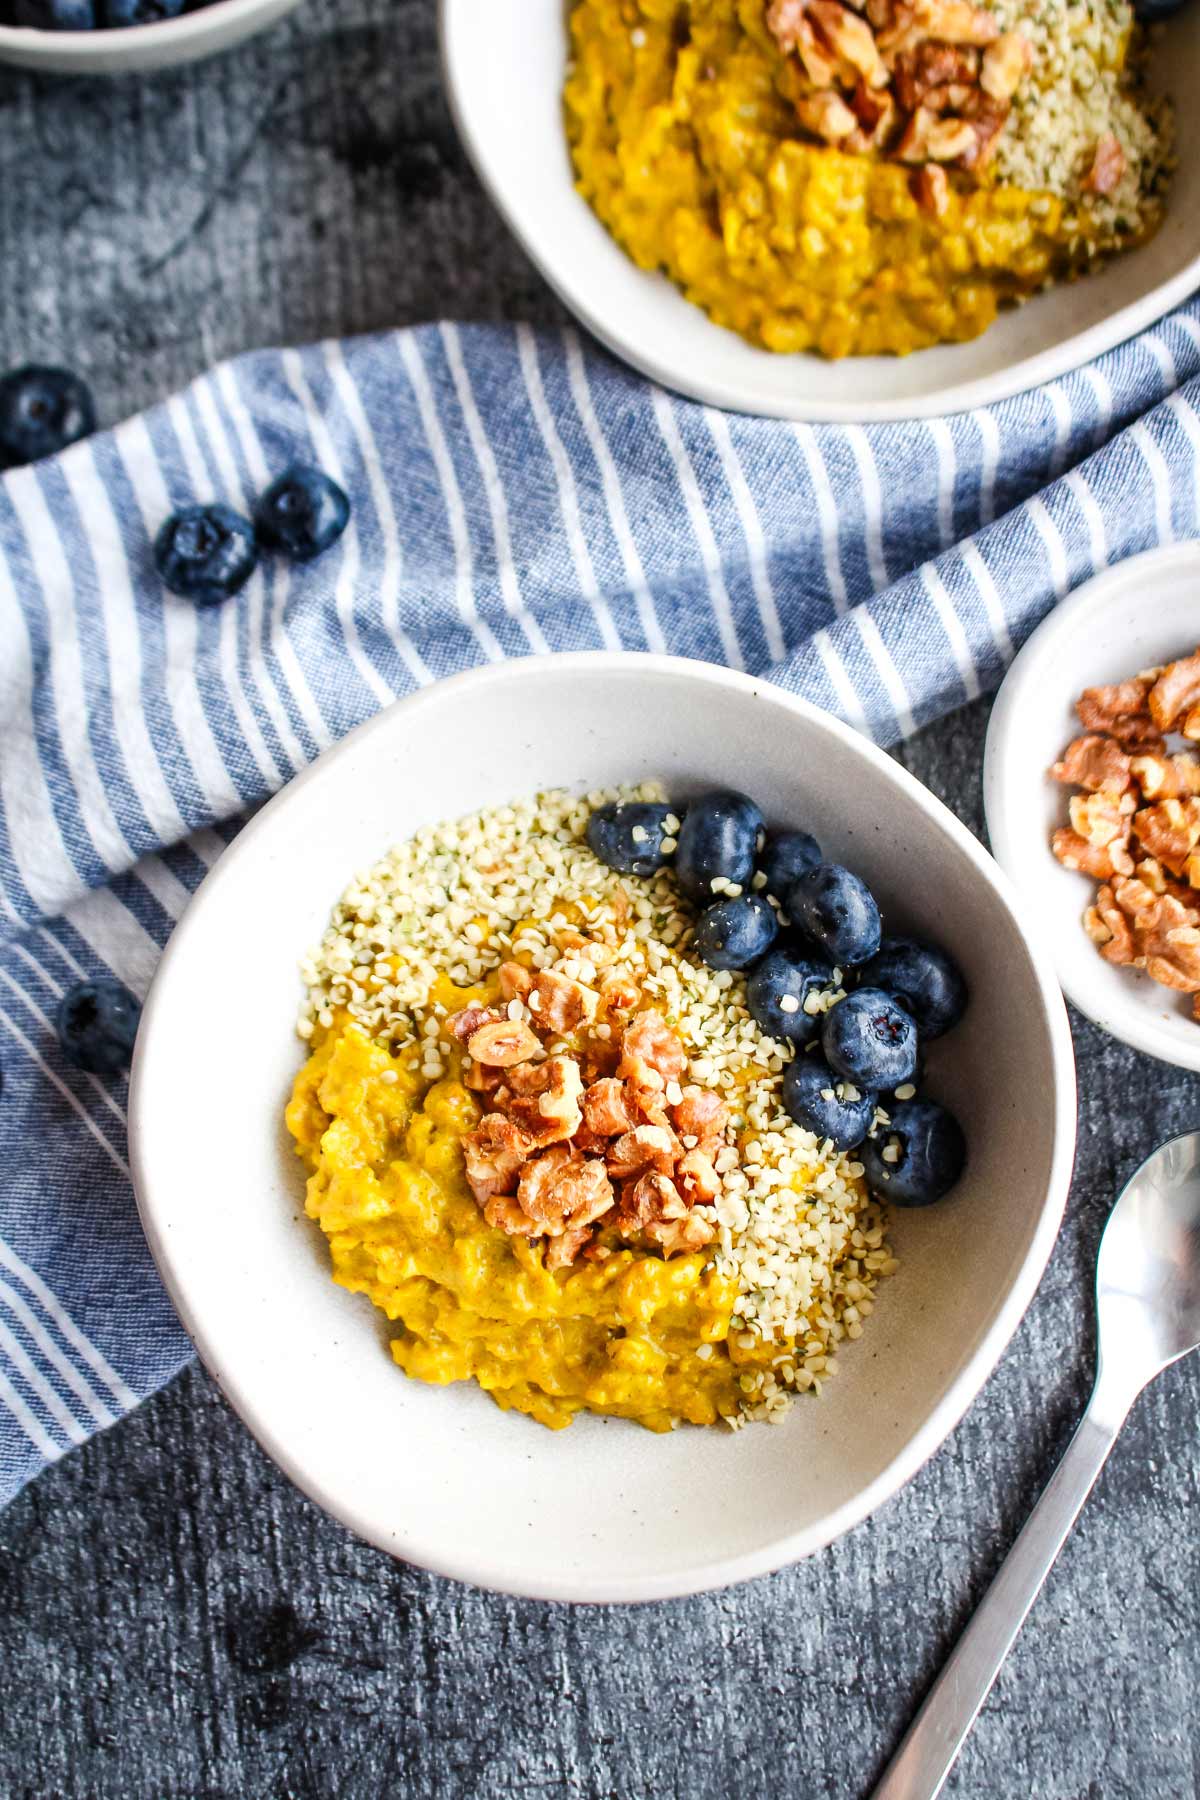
[155,504,258,605]
[860,1100,966,1206]
[788,861,881,967]
[857,936,967,1039]
[782,1055,877,1152]
[10,0,95,23]
[101,0,183,21]
[822,988,918,1090]
[758,828,821,903]
[0,365,95,465]
[673,791,764,903]
[587,802,676,878]
[1133,0,1187,19]
[56,978,140,1074]
[692,894,777,971]
[746,946,835,1046]
[254,463,351,562]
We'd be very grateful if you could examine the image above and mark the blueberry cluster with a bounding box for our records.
[587,790,968,1207]
[155,465,351,605]
[4,0,197,28]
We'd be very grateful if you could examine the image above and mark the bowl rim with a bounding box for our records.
[438,0,1200,424]
[0,0,282,54]
[130,652,1078,1600]
[983,540,1200,1074]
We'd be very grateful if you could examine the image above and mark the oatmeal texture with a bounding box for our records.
[288,786,895,1431]
[563,0,1170,358]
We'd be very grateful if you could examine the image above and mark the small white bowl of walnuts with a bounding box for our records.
[985,541,1200,1073]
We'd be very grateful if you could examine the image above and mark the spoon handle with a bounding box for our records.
[871,1375,1135,1800]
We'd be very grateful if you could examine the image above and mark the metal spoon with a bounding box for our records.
[873,1130,1200,1800]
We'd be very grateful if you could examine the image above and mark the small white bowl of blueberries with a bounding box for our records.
[0,0,300,73]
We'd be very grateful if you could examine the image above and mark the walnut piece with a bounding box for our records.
[467,1018,541,1067]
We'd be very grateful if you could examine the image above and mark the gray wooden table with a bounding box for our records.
[0,5,1197,1796]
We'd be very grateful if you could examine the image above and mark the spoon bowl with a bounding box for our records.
[1098,1132,1200,1383]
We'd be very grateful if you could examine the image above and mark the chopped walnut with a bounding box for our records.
[796,90,859,141]
[1148,652,1200,735]
[1067,791,1134,850]
[1132,798,1200,877]
[1051,826,1133,882]
[606,1124,679,1180]
[467,1018,541,1067]
[913,163,950,216]
[447,1003,503,1044]
[506,1054,585,1146]
[530,967,598,1033]
[463,1114,534,1205]
[646,1212,716,1256]
[1076,677,1153,737]
[677,1149,722,1206]
[582,1076,634,1137]
[897,108,976,163]
[618,1010,688,1086]
[979,30,1031,102]
[808,0,889,87]
[1084,884,1135,965]
[497,961,534,1002]
[1051,734,1133,796]
[670,1087,729,1151]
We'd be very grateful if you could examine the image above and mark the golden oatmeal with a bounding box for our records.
[286,785,905,1432]
[564,0,1172,358]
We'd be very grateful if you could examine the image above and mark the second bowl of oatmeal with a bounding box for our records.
[131,655,1075,1600]
[441,0,1200,419]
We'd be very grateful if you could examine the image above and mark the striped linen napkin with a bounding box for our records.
[2,312,1199,1509]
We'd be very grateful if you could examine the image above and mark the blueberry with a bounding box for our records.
[692,894,777,971]
[101,0,182,21]
[674,790,764,903]
[10,0,95,22]
[860,1100,966,1206]
[822,988,918,1091]
[1133,0,1187,19]
[758,828,821,903]
[587,802,675,878]
[782,1055,877,1152]
[746,946,835,1046]
[56,978,140,1074]
[155,504,258,605]
[788,862,881,967]
[254,463,351,562]
[857,936,967,1039]
[0,365,95,465]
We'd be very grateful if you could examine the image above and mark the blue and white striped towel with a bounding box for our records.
[2,312,1200,1509]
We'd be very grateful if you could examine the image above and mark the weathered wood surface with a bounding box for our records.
[0,6,1197,1794]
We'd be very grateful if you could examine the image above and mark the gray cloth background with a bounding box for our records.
[1,4,1197,1796]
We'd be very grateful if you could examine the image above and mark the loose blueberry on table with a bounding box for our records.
[0,365,95,467]
[56,978,141,1075]
[254,463,351,562]
[587,784,969,1204]
[154,503,259,606]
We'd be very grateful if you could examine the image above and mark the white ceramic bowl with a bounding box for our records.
[985,541,1200,1073]
[0,0,301,75]
[130,655,1075,1601]
[441,0,1200,423]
